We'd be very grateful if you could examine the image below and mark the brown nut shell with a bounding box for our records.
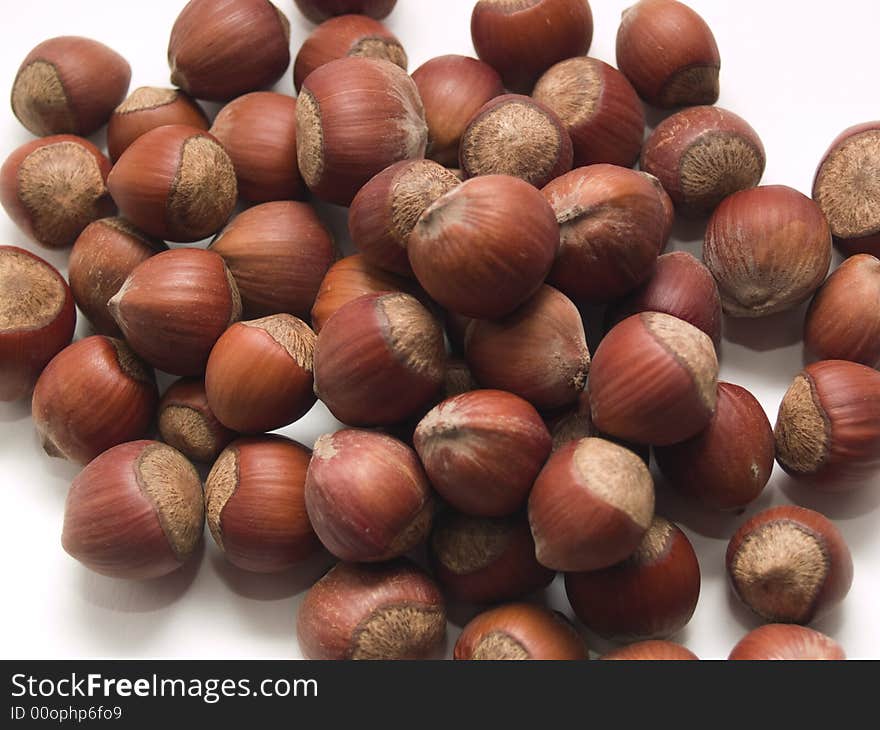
[728,624,846,660]
[602,640,698,660]
[158,378,237,463]
[294,0,396,22]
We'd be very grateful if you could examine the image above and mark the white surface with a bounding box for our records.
[1,0,879,660]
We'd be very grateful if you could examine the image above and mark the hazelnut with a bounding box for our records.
[532,56,645,168]
[641,106,765,217]
[11,36,131,137]
[294,0,397,23]
[0,247,75,402]
[602,640,698,660]
[414,390,552,516]
[206,436,320,572]
[304,429,434,562]
[297,560,445,660]
[528,437,655,572]
[645,170,677,247]
[107,125,237,243]
[158,378,237,463]
[728,624,846,661]
[32,336,158,465]
[443,358,479,398]
[616,0,720,108]
[62,441,203,580]
[0,135,113,249]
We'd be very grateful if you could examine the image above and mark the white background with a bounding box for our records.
[1,0,878,660]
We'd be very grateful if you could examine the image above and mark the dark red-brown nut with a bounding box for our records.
[408,175,559,319]
[349,160,461,276]
[108,87,209,163]
[726,505,853,624]
[813,122,880,257]
[641,106,765,217]
[107,125,237,243]
[205,436,320,573]
[602,641,698,660]
[429,512,554,604]
[704,185,832,317]
[564,516,700,641]
[305,430,434,562]
[528,437,655,572]
[0,247,75,401]
[455,603,588,660]
[774,360,880,490]
[32,336,158,465]
[470,0,594,93]
[158,378,237,463]
[297,560,445,660]
[541,164,665,303]
[210,92,305,202]
[654,382,774,511]
[414,390,552,517]
[0,135,113,249]
[294,0,397,23]
[210,202,335,320]
[314,292,445,426]
[11,36,131,137]
[296,57,427,206]
[728,624,846,661]
[68,218,167,336]
[645,171,676,247]
[805,254,880,368]
[606,251,722,346]
[459,94,573,188]
[590,313,719,446]
[109,248,242,376]
[62,440,203,579]
[464,286,590,410]
[616,0,720,108]
[412,55,504,167]
[532,57,645,168]
[168,0,291,102]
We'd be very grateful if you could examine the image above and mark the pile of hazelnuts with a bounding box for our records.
[1,0,878,662]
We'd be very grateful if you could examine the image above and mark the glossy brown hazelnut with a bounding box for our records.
[109,248,242,376]
[0,135,113,250]
[606,251,722,346]
[11,36,131,137]
[726,505,853,624]
[641,106,765,217]
[728,624,846,661]
[460,94,573,188]
[774,360,880,490]
[541,164,665,303]
[813,122,880,257]
[206,436,320,572]
[590,313,719,446]
[305,430,434,562]
[533,57,645,168]
[443,358,479,398]
[68,218,167,336]
[205,314,316,433]
[210,202,335,320]
[602,640,698,660]
[408,175,559,319]
[168,0,291,102]
[616,0,720,108]
[349,160,461,276]
[62,441,203,579]
[564,516,700,641]
[296,57,427,206]
[655,383,774,511]
[412,55,504,167]
[414,390,552,516]
[313,292,445,426]
[297,560,445,660]
[294,0,397,23]
[464,286,590,410]
[805,254,880,368]
[107,125,237,243]
[470,0,594,93]
[0,247,76,401]
[528,437,655,572]
[429,512,554,604]
[108,87,208,163]
[209,92,305,202]
[32,336,158,465]
[158,378,237,463]
[645,171,677,247]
